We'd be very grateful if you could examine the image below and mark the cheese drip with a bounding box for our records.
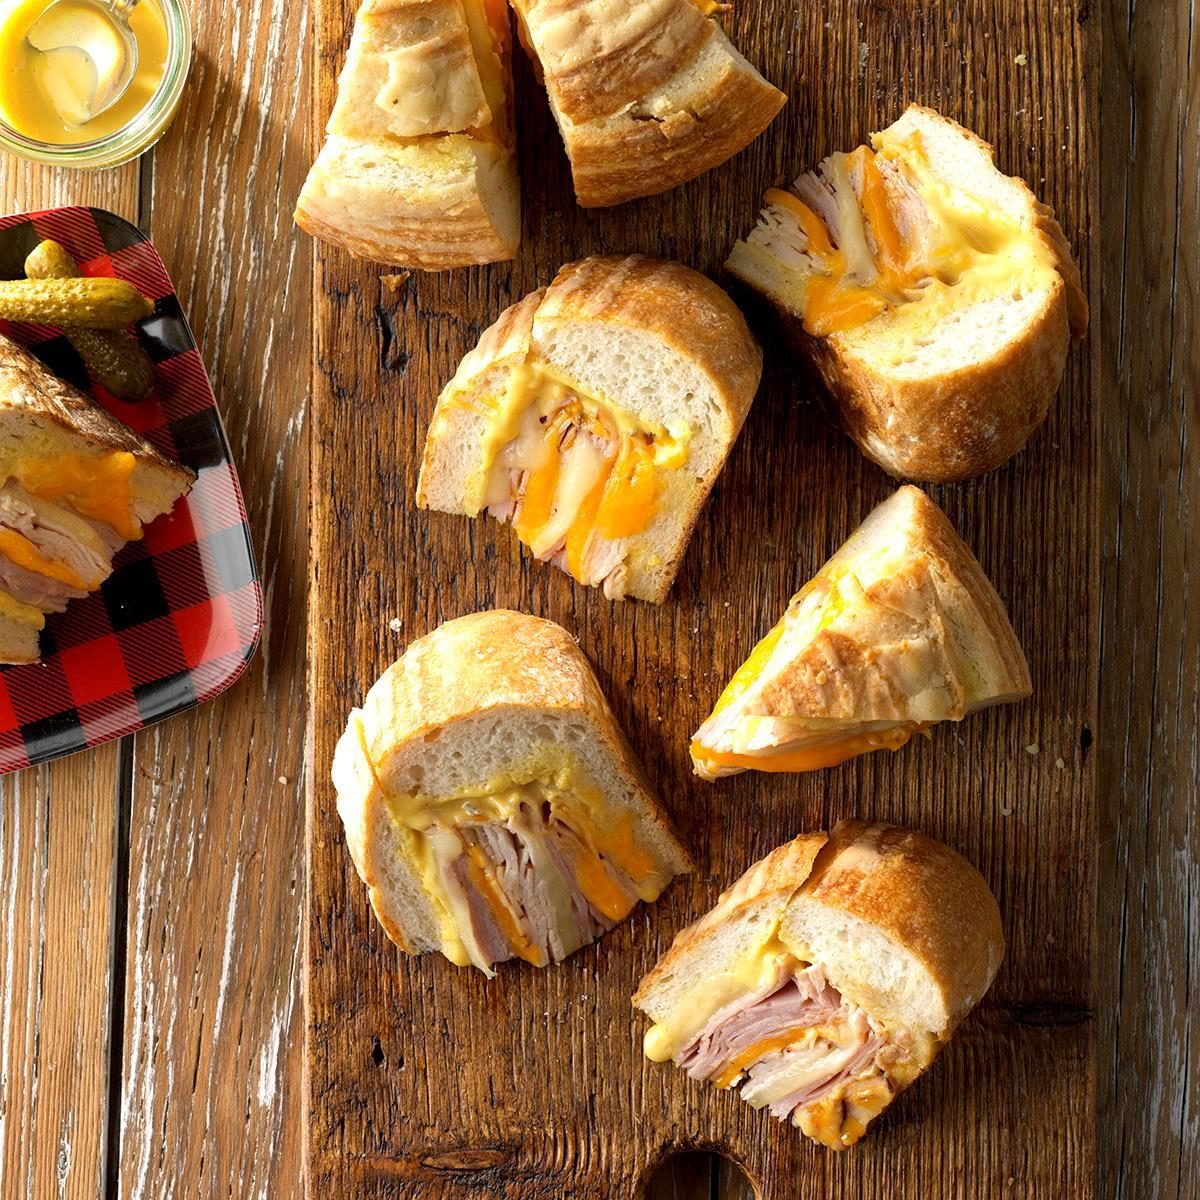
[11,450,140,540]
[753,130,1061,337]
[474,361,689,586]
[388,755,668,972]
[642,932,939,1150]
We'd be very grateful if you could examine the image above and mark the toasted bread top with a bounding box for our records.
[636,821,1004,1039]
[437,256,762,433]
[0,333,192,490]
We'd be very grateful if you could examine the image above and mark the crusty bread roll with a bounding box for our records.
[726,105,1088,480]
[417,255,762,602]
[295,0,519,269]
[691,485,1030,778]
[634,820,1004,1150]
[332,610,691,975]
[0,334,194,663]
[511,0,785,207]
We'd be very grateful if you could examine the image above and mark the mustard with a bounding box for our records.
[0,0,169,144]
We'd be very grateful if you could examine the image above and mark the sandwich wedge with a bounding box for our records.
[332,610,691,975]
[634,821,1004,1150]
[511,0,785,207]
[295,0,519,268]
[726,105,1089,480]
[417,255,762,602]
[690,485,1030,779]
[0,333,194,664]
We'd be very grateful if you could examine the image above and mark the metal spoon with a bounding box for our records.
[25,0,140,126]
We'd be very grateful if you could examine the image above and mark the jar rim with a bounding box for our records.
[0,0,193,168]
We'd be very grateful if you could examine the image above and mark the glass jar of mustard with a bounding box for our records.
[0,0,190,167]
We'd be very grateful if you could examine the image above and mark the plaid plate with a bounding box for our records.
[0,206,261,775]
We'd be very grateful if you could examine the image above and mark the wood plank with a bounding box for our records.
[0,162,138,1200]
[111,2,311,1195]
[307,1,1097,1198]
[1098,3,1200,1199]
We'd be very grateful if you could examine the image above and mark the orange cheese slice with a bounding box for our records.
[691,724,919,775]
[712,1028,813,1089]
[569,842,637,922]
[16,451,139,541]
[0,529,92,589]
[763,188,837,260]
[465,843,547,967]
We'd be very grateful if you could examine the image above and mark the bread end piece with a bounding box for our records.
[562,25,787,208]
[781,820,1005,1038]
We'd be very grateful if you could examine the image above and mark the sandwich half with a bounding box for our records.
[332,610,691,975]
[511,0,785,207]
[690,485,1030,779]
[726,104,1089,480]
[634,821,1004,1150]
[295,0,519,269]
[417,255,762,602]
[0,333,195,664]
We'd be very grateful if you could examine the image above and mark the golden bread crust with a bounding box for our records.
[513,0,710,124]
[535,255,762,432]
[757,486,1031,721]
[635,821,1004,1038]
[514,0,784,207]
[565,49,786,208]
[294,138,518,270]
[797,821,1005,1034]
[296,0,519,269]
[814,284,1069,482]
[632,833,828,1008]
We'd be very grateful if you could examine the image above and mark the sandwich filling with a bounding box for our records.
[387,755,674,975]
[473,361,690,598]
[726,126,1062,340]
[643,943,936,1150]
[0,448,143,614]
[690,564,926,779]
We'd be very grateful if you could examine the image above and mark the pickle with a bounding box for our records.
[0,277,154,329]
[23,240,155,401]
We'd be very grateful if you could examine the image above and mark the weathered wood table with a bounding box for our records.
[0,1,1193,1197]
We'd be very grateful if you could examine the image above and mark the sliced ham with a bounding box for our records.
[0,482,116,611]
[484,404,633,593]
[678,966,842,1081]
[673,961,890,1131]
[430,805,627,972]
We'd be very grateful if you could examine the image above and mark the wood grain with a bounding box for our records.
[1098,2,1200,1199]
[112,1,312,1196]
[0,163,137,1200]
[306,1,1097,1198]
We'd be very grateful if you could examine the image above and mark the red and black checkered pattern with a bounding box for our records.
[0,206,261,774]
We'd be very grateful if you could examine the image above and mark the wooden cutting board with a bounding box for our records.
[305,1,1098,1195]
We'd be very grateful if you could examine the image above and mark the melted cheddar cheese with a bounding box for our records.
[753,130,1061,338]
[12,450,139,540]
[386,752,665,967]
[0,528,92,588]
[469,360,690,585]
[690,724,919,776]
